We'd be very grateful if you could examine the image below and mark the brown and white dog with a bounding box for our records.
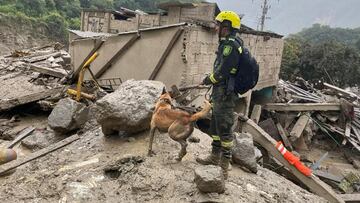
[147,92,211,161]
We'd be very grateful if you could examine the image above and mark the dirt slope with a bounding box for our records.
[0,119,327,203]
[0,13,53,55]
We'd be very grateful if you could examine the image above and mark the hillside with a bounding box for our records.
[0,13,53,55]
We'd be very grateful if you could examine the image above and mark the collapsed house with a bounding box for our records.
[70,2,283,115]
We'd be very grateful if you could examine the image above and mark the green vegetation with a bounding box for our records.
[0,0,202,43]
[281,24,360,87]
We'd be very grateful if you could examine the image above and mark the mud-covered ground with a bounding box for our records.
[0,116,327,203]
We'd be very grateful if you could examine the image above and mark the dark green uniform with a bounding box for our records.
[203,34,242,159]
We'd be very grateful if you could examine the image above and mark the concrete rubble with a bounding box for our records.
[0,44,71,112]
[232,132,258,174]
[194,165,225,194]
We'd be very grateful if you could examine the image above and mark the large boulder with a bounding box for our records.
[48,98,89,133]
[194,165,225,194]
[232,132,258,173]
[94,79,165,135]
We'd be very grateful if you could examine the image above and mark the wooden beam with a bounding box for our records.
[30,64,68,78]
[73,39,105,80]
[313,170,342,183]
[339,194,360,203]
[250,105,262,124]
[148,27,184,80]
[7,126,35,149]
[276,123,293,151]
[290,114,310,141]
[0,87,62,112]
[342,122,352,145]
[242,118,344,203]
[95,34,140,78]
[351,125,360,142]
[264,103,341,112]
[323,83,359,99]
[0,134,80,176]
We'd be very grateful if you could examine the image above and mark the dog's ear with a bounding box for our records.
[162,87,167,94]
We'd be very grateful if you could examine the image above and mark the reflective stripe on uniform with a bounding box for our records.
[221,140,234,148]
[230,68,237,74]
[212,135,220,141]
[229,38,235,41]
[238,46,243,54]
[209,73,218,83]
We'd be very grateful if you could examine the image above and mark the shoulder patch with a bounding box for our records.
[223,45,233,56]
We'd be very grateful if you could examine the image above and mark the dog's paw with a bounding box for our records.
[147,150,156,157]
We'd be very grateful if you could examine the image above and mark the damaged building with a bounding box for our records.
[70,2,283,115]
[0,2,359,203]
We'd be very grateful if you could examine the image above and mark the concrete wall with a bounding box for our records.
[182,28,284,91]
[70,24,283,92]
[70,25,187,88]
[81,4,216,34]
[81,11,111,33]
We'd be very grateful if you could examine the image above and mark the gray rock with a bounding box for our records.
[232,132,258,173]
[194,165,225,194]
[48,98,89,133]
[94,79,165,135]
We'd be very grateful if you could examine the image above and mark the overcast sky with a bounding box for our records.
[208,0,360,36]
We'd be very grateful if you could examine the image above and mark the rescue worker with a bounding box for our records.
[196,11,242,179]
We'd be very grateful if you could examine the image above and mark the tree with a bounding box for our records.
[16,0,47,17]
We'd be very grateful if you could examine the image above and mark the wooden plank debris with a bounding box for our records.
[276,123,293,151]
[339,194,360,203]
[30,64,68,78]
[0,134,80,176]
[149,27,184,80]
[342,122,352,145]
[7,127,35,149]
[264,103,341,112]
[323,82,359,99]
[250,105,262,124]
[351,125,360,142]
[313,170,342,183]
[0,87,62,111]
[96,34,140,78]
[242,118,344,203]
[290,114,310,142]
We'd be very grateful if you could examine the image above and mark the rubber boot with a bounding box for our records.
[220,157,231,180]
[196,150,221,166]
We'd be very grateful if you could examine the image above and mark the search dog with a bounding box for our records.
[147,92,211,161]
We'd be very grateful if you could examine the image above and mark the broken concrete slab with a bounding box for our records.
[194,165,225,194]
[30,64,68,78]
[94,79,165,135]
[232,132,258,173]
[48,98,89,134]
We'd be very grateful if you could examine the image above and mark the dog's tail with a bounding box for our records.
[190,100,211,122]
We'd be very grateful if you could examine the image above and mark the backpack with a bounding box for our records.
[233,38,259,94]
